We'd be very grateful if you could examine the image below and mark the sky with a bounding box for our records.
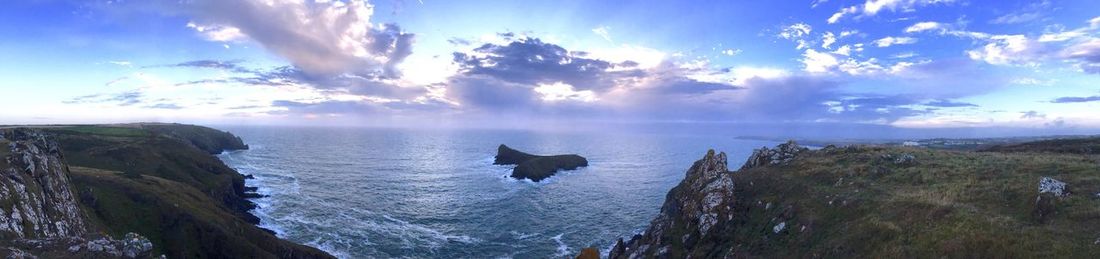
[1,0,1099,137]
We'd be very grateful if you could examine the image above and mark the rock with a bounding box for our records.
[120,233,154,258]
[1034,177,1069,223]
[612,149,735,258]
[740,140,808,170]
[1038,177,1068,197]
[881,153,917,166]
[773,222,786,234]
[493,145,539,165]
[0,128,87,238]
[493,145,588,182]
[575,247,599,259]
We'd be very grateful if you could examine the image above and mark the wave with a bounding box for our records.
[551,233,571,257]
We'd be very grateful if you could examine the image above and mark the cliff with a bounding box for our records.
[0,128,154,257]
[1,125,332,258]
[494,145,588,182]
[613,140,1100,258]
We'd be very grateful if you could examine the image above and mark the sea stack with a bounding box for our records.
[494,144,588,182]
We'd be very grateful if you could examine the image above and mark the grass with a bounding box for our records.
[654,145,1100,258]
[53,125,152,138]
[70,166,330,258]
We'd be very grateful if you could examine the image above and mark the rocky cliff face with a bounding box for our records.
[610,149,737,258]
[0,128,86,238]
[0,128,154,258]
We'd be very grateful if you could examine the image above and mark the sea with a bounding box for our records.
[215,126,778,258]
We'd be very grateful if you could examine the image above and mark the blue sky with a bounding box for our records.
[1,0,1099,135]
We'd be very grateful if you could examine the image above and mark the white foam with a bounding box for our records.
[510,231,538,240]
[551,233,571,257]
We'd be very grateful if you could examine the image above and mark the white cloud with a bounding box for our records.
[779,23,813,40]
[186,22,246,42]
[833,45,853,56]
[172,0,415,79]
[802,49,840,73]
[822,32,837,49]
[533,82,598,102]
[728,67,788,85]
[828,6,858,24]
[1011,77,1054,86]
[592,26,612,42]
[107,61,132,67]
[721,49,742,56]
[989,0,1049,25]
[990,12,1042,25]
[966,35,1042,66]
[905,22,942,33]
[830,0,956,23]
[839,30,860,38]
[874,37,918,47]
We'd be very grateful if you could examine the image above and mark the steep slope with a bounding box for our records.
[613,141,1100,258]
[0,128,154,257]
[1,125,332,258]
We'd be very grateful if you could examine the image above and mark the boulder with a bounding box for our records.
[493,145,588,182]
[575,247,599,259]
[1034,177,1069,223]
[740,140,808,170]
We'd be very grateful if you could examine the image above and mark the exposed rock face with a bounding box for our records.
[610,150,735,258]
[0,128,86,238]
[493,145,588,182]
[740,140,808,170]
[0,129,156,258]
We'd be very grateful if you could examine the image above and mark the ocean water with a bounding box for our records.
[215,126,777,258]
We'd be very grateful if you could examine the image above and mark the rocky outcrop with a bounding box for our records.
[0,128,86,239]
[610,150,735,258]
[0,129,155,258]
[740,140,808,170]
[575,247,599,259]
[493,145,588,182]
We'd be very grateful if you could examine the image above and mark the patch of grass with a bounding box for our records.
[70,167,330,258]
[54,126,151,137]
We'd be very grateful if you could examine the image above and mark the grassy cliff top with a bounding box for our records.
[2,124,332,258]
[621,140,1100,258]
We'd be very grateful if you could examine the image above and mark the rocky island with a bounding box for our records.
[610,139,1100,258]
[0,124,332,258]
[494,144,588,182]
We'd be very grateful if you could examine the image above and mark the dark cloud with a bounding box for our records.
[165,63,427,99]
[453,37,644,91]
[151,59,251,73]
[1020,111,1046,119]
[145,103,184,109]
[1064,40,1100,74]
[63,91,143,106]
[1050,95,1100,103]
[924,99,979,107]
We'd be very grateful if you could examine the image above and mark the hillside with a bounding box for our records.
[612,140,1100,258]
[1,124,332,258]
